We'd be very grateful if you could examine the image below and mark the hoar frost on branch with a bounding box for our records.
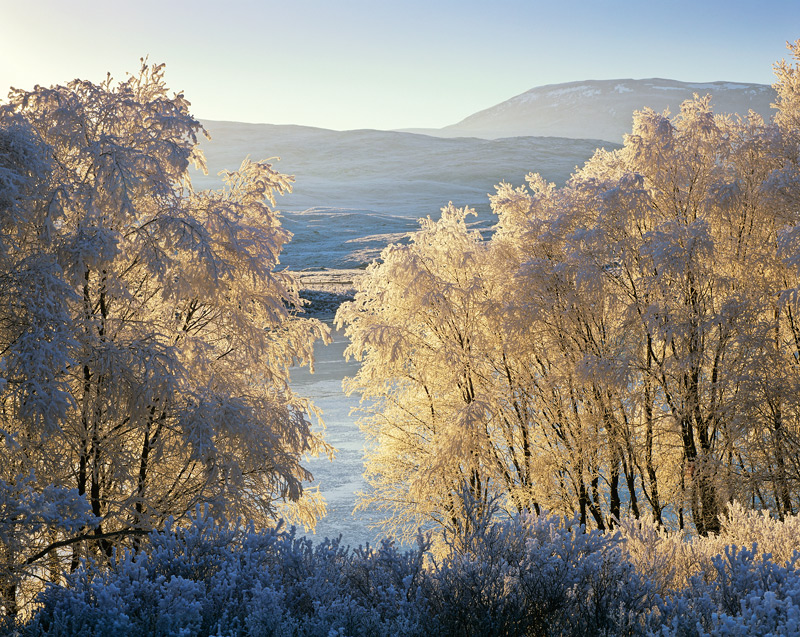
[0,61,330,617]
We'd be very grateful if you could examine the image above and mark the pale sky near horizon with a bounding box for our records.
[2,1,798,131]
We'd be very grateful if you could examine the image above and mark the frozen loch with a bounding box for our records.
[290,323,386,547]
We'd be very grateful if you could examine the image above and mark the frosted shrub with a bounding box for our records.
[20,506,800,635]
[617,514,729,596]
[659,546,800,636]
[620,504,800,635]
[22,509,428,637]
[250,532,428,636]
[617,515,681,595]
[717,502,800,565]
[24,512,274,636]
[423,509,660,636]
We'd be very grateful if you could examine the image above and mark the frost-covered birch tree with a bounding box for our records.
[490,173,659,531]
[0,115,94,617]
[338,205,560,542]
[339,40,800,541]
[558,71,800,533]
[337,206,493,541]
[0,62,329,615]
[489,92,800,535]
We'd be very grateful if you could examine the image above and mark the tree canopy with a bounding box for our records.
[0,61,329,616]
[338,40,800,544]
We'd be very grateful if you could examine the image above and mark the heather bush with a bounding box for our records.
[623,504,800,636]
[657,545,800,636]
[423,507,660,636]
[15,505,800,636]
[21,510,428,637]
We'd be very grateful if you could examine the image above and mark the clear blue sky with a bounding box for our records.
[2,0,798,130]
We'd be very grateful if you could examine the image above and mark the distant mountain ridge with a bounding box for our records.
[404,79,776,143]
[195,121,607,213]
[195,122,611,268]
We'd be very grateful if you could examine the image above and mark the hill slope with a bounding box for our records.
[194,122,611,268]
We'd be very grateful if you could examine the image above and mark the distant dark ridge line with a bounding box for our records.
[200,118,617,147]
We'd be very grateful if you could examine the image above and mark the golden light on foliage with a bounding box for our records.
[338,40,800,545]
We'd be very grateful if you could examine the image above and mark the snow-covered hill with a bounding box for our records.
[409,79,775,143]
[194,122,609,268]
